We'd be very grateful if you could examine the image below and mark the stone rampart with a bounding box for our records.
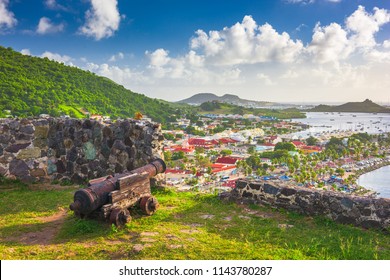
[225,180,389,230]
[0,118,164,183]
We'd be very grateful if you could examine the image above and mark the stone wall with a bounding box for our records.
[225,180,389,230]
[0,118,164,184]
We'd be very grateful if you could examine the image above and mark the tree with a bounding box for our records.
[274,142,296,151]
[336,168,345,177]
[247,146,256,155]
[221,149,233,156]
[172,151,185,160]
[195,147,205,154]
[306,136,319,146]
[163,151,172,162]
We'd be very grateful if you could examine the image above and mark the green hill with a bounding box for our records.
[0,46,184,122]
[310,99,390,113]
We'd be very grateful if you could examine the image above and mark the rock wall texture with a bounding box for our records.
[0,118,164,184]
[225,180,389,230]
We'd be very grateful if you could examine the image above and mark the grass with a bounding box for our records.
[58,104,85,118]
[0,182,389,260]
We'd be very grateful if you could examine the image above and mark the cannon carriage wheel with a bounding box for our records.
[109,208,132,227]
[140,196,159,216]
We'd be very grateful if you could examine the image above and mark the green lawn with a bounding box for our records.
[0,182,389,260]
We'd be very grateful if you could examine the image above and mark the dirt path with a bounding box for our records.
[4,209,68,245]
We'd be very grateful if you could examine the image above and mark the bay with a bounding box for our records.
[287,112,390,139]
[357,165,390,199]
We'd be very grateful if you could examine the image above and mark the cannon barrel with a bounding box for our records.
[70,159,166,216]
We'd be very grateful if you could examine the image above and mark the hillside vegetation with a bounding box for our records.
[0,46,181,122]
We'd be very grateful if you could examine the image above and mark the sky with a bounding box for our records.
[1,0,390,104]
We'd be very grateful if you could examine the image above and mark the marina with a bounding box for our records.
[286,112,390,140]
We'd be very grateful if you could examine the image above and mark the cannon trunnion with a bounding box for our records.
[69,159,166,226]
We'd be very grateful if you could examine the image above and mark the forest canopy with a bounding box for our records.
[0,46,179,122]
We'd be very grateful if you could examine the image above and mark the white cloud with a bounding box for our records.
[41,51,73,65]
[44,0,67,11]
[108,52,124,62]
[146,48,171,67]
[281,69,299,79]
[79,0,121,40]
[346,6,390,50]
[256,73,275,86]
[37,17,64,34]
[308,22,353,64]
[21,49,31,55]
[191,15,304,65]
[51,6,387,103]
[84,62,148,87]
[0,0,17,30]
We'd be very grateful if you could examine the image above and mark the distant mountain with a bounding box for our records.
[177,93,277,107]
[310,99,390,113]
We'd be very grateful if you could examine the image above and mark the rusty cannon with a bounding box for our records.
[69,159,166,226]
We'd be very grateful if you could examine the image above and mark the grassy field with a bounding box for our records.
[0,180,389,260]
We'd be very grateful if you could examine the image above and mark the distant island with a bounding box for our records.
[310,99,390,113]
[177,93,289,108]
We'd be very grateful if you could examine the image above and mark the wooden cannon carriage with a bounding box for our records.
[69,159,166,226]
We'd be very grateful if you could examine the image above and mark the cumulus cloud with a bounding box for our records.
[0,0,17,30]
[108,52,124,62]
[37,17,64,34]
[256,73,275,86]
[44,0,67,11]
[346,6,390,49]
[21,49,31,55]
[41,51,73,65]
[79,0,121,40]
[84,62,148,88]
[191,16,304,65]
[308,22,353,64]
[69,6,389,102]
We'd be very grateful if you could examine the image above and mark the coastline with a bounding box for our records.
[354,159,390,177]
[354,159,390,197]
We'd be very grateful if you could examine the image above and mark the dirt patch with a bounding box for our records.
[3,209,68,245]
[238,204,285,221]
[180,229,200,234]
[200,214,215,219]
[140,232,159,237]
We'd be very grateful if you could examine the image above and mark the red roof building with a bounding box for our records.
[218,138,239,145]
[215,156,242,165]
[166,145,195,154]
[211,164,237,175]
[188,138,218,149]
[291,141,306,148]
[165,169,192,175]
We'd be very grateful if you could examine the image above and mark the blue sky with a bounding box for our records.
[1,0,390,103]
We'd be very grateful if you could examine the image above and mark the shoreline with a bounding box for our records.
[354,159,390,177]
[354,159,390,197]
